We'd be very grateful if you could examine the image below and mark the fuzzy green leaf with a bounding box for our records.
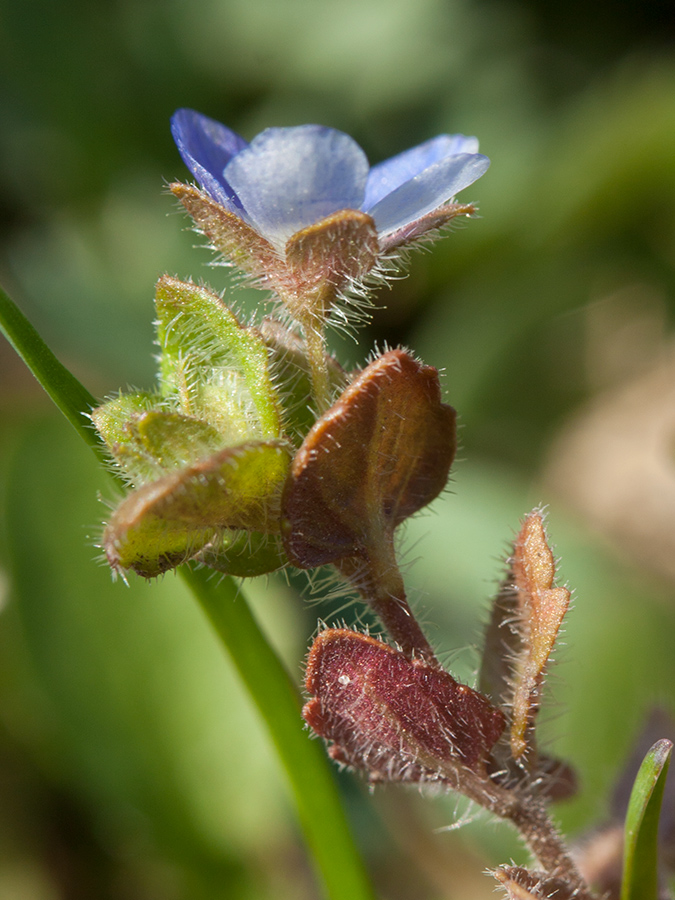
[95,404,227,485]
[621,738,672,900]
[91,392,160,448]
[196,530,288,577]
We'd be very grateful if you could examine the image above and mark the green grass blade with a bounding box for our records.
[183,566,375,900]
[0,283,103,458]
[621,738,672,900]
[0,281,375,900]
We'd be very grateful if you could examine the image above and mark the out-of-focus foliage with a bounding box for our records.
[2,0,675,897]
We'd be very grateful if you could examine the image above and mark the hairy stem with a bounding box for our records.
[338,539,439,665]
[333,521,593,897]
[301,318,332,414]
[506,798,593,896]
[434,762,593,897]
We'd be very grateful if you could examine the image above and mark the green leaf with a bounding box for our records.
[621,738,672,900]
[91,392,158,444]
[93,400,228,484]
[197,530,288,577]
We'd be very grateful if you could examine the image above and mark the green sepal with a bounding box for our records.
[103,440,292,576]
[621,738,672,900]
[197,531,288,577]
[92,398,228,485]
[155,276,282,439]
[90,392,159,449]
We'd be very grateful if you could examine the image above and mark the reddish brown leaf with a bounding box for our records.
[303,628,505,781]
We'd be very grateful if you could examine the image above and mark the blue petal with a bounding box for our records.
[223,126,369,250]
[171,109,248,213]
[369,153,490,238]
[364,135,480,210]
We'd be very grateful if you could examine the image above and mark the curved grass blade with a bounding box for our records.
[184,567,375,900]
[0,284,102,458]
[621,738,672,900]
[0,281,375,900]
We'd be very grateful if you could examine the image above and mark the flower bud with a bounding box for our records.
[480,511,571,763]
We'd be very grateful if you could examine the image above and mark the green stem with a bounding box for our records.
[0,282,375,900]
[302,318,332,414]
[184,567,375,900]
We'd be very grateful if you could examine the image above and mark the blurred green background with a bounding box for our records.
[2,0,675,897]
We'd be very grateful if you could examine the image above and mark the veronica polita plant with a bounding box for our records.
[1,109,671,900]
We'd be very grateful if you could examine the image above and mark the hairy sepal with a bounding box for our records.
[103,440,291,577]
[379,201,477,253]
[283,209,379,322]
[282,348,456,568]
[171,183,380,328]
[155,275,282,439]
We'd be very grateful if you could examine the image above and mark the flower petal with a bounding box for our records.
[171,109,248,213]
[369,152,490,239]
[223,126,369,250]
[364,134,479,209]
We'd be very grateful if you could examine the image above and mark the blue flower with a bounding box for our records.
[171,109,489,253]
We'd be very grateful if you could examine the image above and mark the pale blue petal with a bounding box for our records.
[171,109,248,213]
[369,153,490,238]
[224,126,369,249]
[364,135,480,210]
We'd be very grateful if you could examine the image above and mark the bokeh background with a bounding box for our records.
[2,0,675,897]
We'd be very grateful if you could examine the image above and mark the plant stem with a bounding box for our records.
[338,539,439,665]
[302,318,332,414]
[506,798,591,893]
[432,760,593,897]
